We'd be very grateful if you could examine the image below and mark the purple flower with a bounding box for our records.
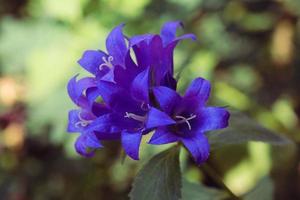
[129,21,196,89]
[148,78,230,164]
[67,75,111,157]
[88,67,175,160]
[77,24,128,82]
[67,21,230,164]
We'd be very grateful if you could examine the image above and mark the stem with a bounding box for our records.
[201,163,241,200]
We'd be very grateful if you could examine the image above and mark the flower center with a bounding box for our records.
[175,114,196,130]
[99,56,113,70]
[75,112,93,128]
[124,112,147,122]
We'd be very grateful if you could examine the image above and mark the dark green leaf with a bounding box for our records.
[129,146,181,200]
[208,111,291,149]
[243,176,274,200]
[182,180,229,200]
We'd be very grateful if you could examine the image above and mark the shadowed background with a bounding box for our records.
[0,0,299,199]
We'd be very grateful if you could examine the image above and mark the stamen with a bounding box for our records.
[99,56,114,70]
[75,111,93,128]
[175,114,196,130]
[124,112,147,122]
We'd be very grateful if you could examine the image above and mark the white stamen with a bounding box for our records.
[75,111,93,128]
[175,114,196,130]
[99,56,114,70]
[125,112,147,122]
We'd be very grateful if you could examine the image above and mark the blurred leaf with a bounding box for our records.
[243,176,274,200]
[129,146,181,200]
[182,180,229,200]
[208,111,291,149]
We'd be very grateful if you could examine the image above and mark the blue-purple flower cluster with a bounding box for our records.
[67,21,229,164]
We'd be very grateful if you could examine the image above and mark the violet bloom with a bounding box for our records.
[67,75,111,157]
[77,24,127,82]
[129,21,196,89]
[148,77,230,164]
[89,67,175,160]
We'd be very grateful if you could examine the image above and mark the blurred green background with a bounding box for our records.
[0,0,299,199]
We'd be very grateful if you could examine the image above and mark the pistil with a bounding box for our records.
[175,114,196,130]
[124,112,147,122]
[99,56,114,70]
[75,112,93,128]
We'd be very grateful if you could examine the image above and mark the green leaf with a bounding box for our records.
[129,146,181,200]
[207,111,291,149]
[182,180,229,200]
[243,176,274,200]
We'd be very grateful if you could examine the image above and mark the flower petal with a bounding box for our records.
[67,75,96,107]
[106,24,127,66]
[181,133,210,164]
[152,86,181,114]
[131,67,150,103]
[132,41,151,69]
[149,127,178,145]
[184,77,211,104]
[160,21,183,45]
[78,50,108,75]
[146,107,176,129]
[149,36,166,84]
[85,113,123,133]
[121,130,143,160]
[67,109,96,133]
[130,34,154,47]
[97,80,121,104]
[194,107,230,132]
[67,110,81,133]
[114,65,137,89]
[75,132,103,157]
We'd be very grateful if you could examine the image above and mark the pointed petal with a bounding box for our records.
[75,133,103,157]
[67,110,81,133]
[131,67,150,103]
[149,127,178,145]
[122,130,142,160]
[67,75,96,107]
[114,63,139,90]
[160,21,183,45]
[132,41,151,69]
[106,24,127,66]
[184,77,211,104]
[130,34,154,47]
[86,87,99,105]
[181,133,210,164]
[146,107,176,129]
[78,50,108,74]
[99,67,115,82]
[97,80,121,104]
[149,36,166,84]
[162,34,197,74]
[67,109,95,133]
[152,86,181,114]
[194,107,230,132]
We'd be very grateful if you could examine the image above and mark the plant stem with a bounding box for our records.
[201,163,241,200]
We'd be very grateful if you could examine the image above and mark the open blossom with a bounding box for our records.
[67,21,230,164]
[148,78,229,164]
